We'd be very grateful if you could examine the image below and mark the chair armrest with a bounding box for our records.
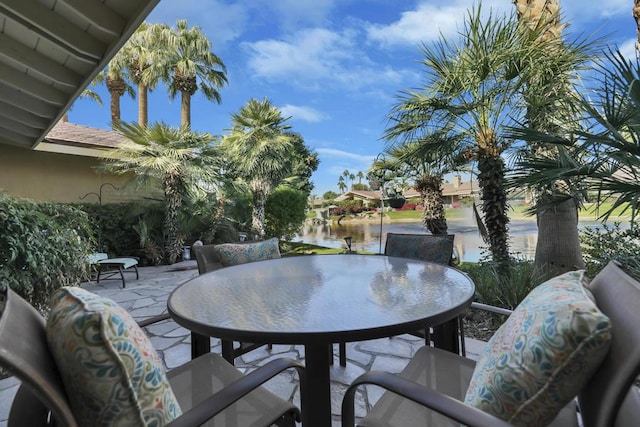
[167,358,305,427]
[470,301,513,316]
[341,371,512,427]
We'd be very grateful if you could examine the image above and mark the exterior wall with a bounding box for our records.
[0,145,154,204]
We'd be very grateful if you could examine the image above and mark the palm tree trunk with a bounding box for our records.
[163,172,184,264]
[251,192,267,240]
[417,176,448,235]
[181,91,191,128]
[534,199,584,278]
[634,1,640,55]
[110,93,121,128]
[477,155,510,272]
[106,75,125,129]
[138,82,148,127]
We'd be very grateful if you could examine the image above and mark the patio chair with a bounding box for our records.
[0,285,305,427]
[342,260,640,427]
[383,233,464,353]
[192,239,282,365]
[88,252,140,288]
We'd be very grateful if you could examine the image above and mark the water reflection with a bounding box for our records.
[295,215,615,263]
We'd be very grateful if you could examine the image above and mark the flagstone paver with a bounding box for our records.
[0,260,485,427]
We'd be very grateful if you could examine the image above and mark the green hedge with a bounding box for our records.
[0,193,94,312]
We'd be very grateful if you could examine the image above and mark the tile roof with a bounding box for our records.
[43,122,124,150]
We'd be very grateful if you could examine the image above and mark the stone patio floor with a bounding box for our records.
[0,260,486,426]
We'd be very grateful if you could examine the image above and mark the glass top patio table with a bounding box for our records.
[167,254,475,427]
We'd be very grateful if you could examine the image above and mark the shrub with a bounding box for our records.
[458,257,538,310]
[265,186,308,240]
[0,193,94,312]
[76,202,166,264]
[398,203,417,211]
[580,223,640,278]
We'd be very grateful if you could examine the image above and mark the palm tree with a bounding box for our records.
[511,0,596,275]
[348,173,356,190]
[102,122,222,264]
[338,176,347,193]
[633,0,640,57]
[342,169,350,183]
[396,6,524,273]
[94,51,135,127]
[357,171,364,184]
[121,22,165,127]
[510,48,640,229]
[220,98,295,239]
[152,19,227,127]
[383,126,467,234]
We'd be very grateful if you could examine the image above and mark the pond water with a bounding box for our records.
[294,209,617,262]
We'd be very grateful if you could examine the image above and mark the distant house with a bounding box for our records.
[334,190,381,206]
[334,175,478,207]
[0,122,154,204]
[442,175,479,206]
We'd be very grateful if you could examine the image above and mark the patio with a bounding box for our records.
[0,261,486,427]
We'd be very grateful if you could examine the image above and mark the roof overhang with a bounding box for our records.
[0,0,160,150]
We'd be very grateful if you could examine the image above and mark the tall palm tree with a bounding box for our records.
[510,48,640,228]
[94,51,135,128]
[357,171,364,184]
[152,19,227,127]
[220,98,295,239]
[102,122,222,264]
[633,0,640,56]
[511,0,596,275]
[121,22,165,127]
[348,173,356,190]
[338,176,347,193]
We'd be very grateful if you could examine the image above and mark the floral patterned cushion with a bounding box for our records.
[464,270,611,426]
[384,233,454,265]
[214,237,281,266]
[46,287,181,426]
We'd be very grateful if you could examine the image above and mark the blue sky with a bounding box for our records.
[68,0,636,196]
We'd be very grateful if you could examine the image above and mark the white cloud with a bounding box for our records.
[243,27,414,90]
[280,105,327,122]
[561,0,629,20]
[365,0,513,47]
[317,148,375,163]
[257,0,336,28]
[149,0,248,46]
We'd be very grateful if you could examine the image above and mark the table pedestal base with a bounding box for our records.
[303,343,332,427]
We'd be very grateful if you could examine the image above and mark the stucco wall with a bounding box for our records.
[0,145,155,204]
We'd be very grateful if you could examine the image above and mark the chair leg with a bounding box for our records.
[119,266,125,288]
[339,342,346,367]
[459,316,466,357]
[221,339,235,365]
[274,411,297,427]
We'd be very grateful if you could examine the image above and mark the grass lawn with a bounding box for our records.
[374,202,632,222]
[282,241,377,255]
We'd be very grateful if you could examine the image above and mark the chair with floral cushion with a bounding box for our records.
[191,239,283,365]
[0,284,304,427]
[342,260,640,427]
[383,233,464,354]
